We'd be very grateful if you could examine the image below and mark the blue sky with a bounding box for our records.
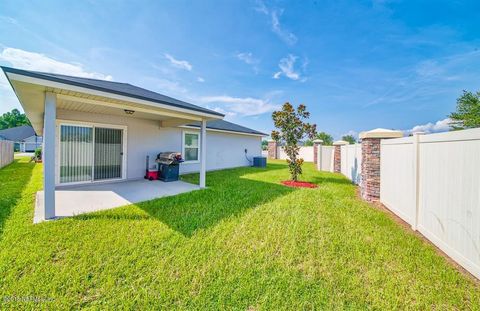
[1,0,479,139]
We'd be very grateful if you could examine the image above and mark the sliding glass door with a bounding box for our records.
[59,124,124,184]
[94,127,123,181]
[60,125,94,183]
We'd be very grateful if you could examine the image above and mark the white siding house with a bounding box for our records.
[0,125,42,152]
[2,66,265,221]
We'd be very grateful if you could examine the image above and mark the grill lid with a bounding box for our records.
[156,152,184,165]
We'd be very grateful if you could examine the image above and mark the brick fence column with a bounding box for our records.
[313,139,323,164]
[333,140,348,173]
[267,140,277,159]
[359,128,403,201]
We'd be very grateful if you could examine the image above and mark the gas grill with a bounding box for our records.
[155,152,184,182]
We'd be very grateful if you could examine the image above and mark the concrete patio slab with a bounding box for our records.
[34,179,200,223]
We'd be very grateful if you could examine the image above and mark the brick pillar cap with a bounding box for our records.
[312,139,323,144]
[359,128,403,139]
[267,139,277,142]
[333,140,349,146]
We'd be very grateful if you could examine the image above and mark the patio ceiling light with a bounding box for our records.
[124,109,135,115]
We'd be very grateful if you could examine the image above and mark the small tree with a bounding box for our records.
[271,103,316,181]
[303,139,314,146]
[261,140,268,150]
[342,135,356,144]
[316,132,333,146]
[449,90,480,130]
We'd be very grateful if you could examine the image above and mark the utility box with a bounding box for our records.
[253,157,267,168]
[159,164,180,182]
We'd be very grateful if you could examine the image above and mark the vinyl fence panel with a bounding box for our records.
[0,141,14,169]
[417,129,480,279]
[380,137,415,225]
[319,146,334,172]
[277,146,314,162]
[380,128,480,279]
[340,144,362,184]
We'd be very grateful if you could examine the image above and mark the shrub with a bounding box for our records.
[34,147,42,160]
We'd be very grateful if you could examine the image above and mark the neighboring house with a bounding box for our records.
[2,66,265,220]
[0,125,43,152]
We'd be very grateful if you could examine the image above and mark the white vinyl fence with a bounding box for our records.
[277,146,314,162]
[380,128,480,279]
[318,146,334,172]
[0,140,14,169]
[340,144,362,184]
[317,144,362,184]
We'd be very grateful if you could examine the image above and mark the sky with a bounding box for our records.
[1,0,479,139]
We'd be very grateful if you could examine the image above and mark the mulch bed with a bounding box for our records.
[281,180,317,188]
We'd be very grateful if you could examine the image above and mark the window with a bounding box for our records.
[183,132,200,162]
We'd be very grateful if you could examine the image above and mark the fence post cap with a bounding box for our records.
[412,131,426,135]
[312,139,323,144]
[333,140,349,146]
[359,128,403,139]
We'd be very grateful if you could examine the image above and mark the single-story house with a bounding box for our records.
[0,125,43,152]
[2,66,266,221]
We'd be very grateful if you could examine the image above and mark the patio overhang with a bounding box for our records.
[2,67,223,135]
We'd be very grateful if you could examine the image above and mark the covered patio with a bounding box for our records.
[2,66,224,222]
[34,179,200,223]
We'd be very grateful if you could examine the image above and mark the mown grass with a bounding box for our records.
[0,157,479,309]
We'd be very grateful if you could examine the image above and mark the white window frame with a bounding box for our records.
[182,130,200,164]
[55,119,128,186]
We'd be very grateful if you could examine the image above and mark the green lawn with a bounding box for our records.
[0,157,479,309]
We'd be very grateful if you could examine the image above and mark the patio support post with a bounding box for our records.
[199,119,207,188]
[44,92,56,219]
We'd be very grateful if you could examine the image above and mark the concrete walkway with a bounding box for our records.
[34,179,200,223]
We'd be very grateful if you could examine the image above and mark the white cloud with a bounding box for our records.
[254,1,297,45]
[270,10,297,45]
[236,52,260,74]
[197,77,205,83]
[273,54,302,80]
[0,74,20,112]
[404,118,452,134]
[0,47,113,80]
[199,95,279,117]
[153,78,188,95]
[415,60,444,77]
[164,53,192,71]
[236,52,258,65]
[363,50,480,108]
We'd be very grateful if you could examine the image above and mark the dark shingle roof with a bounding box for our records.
[186,120,267,136]
[1,66,223,117]
[0,125,37,141]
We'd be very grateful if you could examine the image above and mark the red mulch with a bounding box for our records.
[281,180,317,188]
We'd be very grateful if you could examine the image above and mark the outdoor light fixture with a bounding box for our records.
[124,109,135,115]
